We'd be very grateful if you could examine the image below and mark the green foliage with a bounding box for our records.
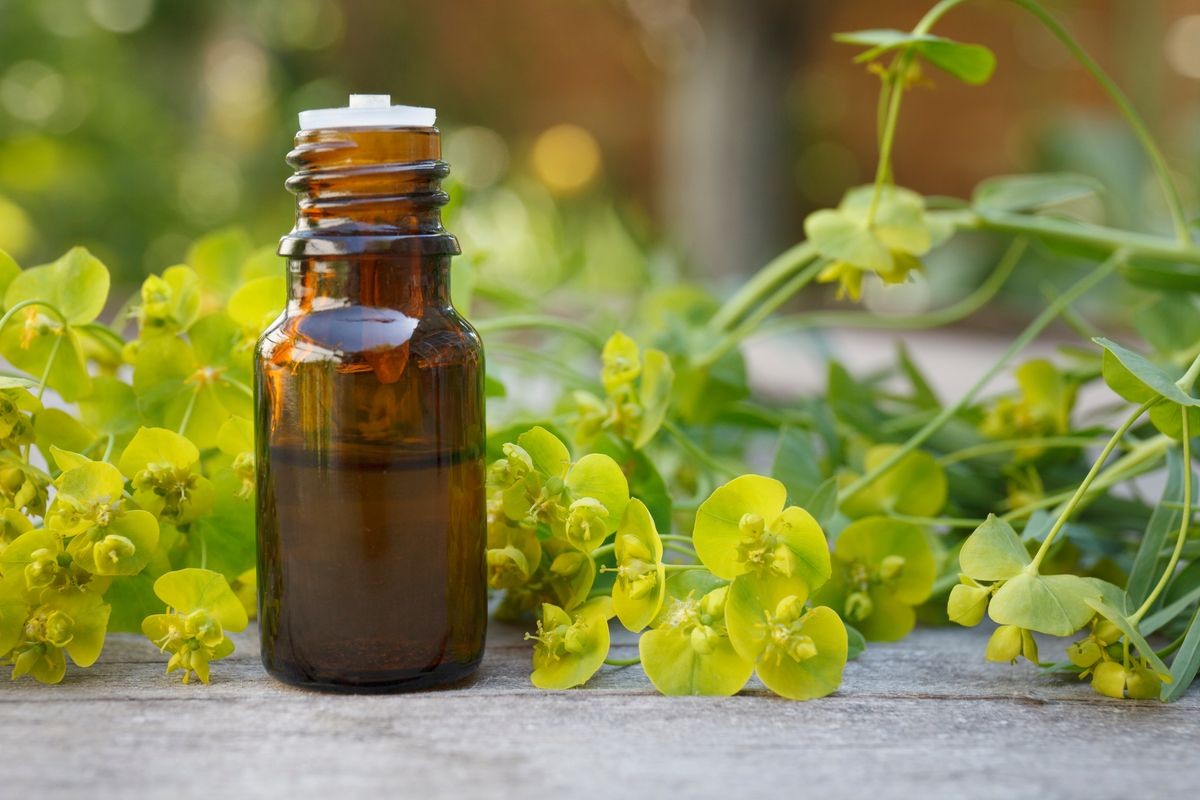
[0,243,273,684]
[834,29,997,85]
[8,0,1200,708]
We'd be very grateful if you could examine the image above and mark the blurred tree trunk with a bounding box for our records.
[661,0,825,280]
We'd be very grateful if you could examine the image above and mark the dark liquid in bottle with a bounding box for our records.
[259,443,484,689]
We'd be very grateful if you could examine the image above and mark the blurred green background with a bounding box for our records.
[0,0,1198,319]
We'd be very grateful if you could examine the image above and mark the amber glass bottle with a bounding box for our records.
[255,97,486,691]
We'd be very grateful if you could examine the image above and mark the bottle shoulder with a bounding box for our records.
[257,304,481,368]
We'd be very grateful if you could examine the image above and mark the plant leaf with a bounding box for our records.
[834,29,996,84]
[972,173,1102,213]
[988,573,1105,636]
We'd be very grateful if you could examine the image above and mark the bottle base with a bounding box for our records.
[263,656,483,694]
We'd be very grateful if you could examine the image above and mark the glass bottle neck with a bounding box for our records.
[279,126,459,259]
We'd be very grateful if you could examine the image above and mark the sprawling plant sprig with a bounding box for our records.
[479,0,1200,704]
[0,233,271,684]
[4,0,1200,706]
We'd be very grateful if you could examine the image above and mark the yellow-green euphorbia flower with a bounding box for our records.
[724,576,848,700]
[141,568,249,685]
[527,597,613,690]
[693,474,831,603]
[612,499,666,632]
[814,517,935,641]
[497,427,629,552]
[10,589,110,684]
[118,427,215,525]
[639,572,753,696]
[44,459,159,577]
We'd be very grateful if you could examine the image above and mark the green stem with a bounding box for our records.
[864,0,971,224]
[591,543,615,560]
[604,656,641,667]
[958,209,1200,264]
[177,390,199,437]
[35,332,64,402]
[838,252,1122,503]
[710,243,817,333]
[696,259,826,367]
[892,513,989,529]
[0,299,70,332]
[1132,408,1191,623]
[1028,399,1155,572]
[660,534,695,544]
[937,435,1102,466]
[864,57,909,226]
[662,564,704,572]
[1001,435,1169,522]
[1007,0,1190,244]
[664,542,697,558]
[474,315,606,350]
[662,419,740,479]
[760,236,1024,337]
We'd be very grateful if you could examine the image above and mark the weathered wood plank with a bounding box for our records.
[1,622,1196,800]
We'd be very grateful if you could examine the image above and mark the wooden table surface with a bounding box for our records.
[4,620,1197,800]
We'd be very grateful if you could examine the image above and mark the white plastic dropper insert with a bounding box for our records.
[297,94,436,130]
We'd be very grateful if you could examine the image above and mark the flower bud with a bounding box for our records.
[43,610,74,648]
[618,533,651,563]
[985,625,1023,663]
[1091,661,1128,699]
[698,586,728,621]
[947,583,989,627]
[774,594,806,624]
[94,534,136,572]
[1066,639,1102,669]
[844,591,873,622]
[1094,619,1122,645]
[786,634,818,663]
[1021,629,1039,665]
[878,554,906,582]
[690,624,719,655]
[549,551,586,577]
[738,513,765,539]
[1125,666,1163,700]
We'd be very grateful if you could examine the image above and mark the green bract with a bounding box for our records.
[693,474,831,594]
[119,427,215,525]
[1097,337,1200,439]
[612,499,666,632]
[498,426,629,552]
[527,597,613,690]
[10,590,110,684]
[0,247,110,401]
[979,359,1076,459]
[805,186,936,301]
[834,29,997,85]
[955,515,1112,637]
[142,568,248,685]
[572,331,674,449]
[639,574,754,696]
[815,517,935,641]
[724,575,848,700]
[840,445,947,518]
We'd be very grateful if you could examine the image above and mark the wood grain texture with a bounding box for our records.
[2,622,1196,800]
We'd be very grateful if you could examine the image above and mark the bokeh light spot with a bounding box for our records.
[446,126,510,190]
[1166,15,1200,79]
[0,195,36,259]
[1,62,65,124]
[86,0,155,34]
[531,124,601,195]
